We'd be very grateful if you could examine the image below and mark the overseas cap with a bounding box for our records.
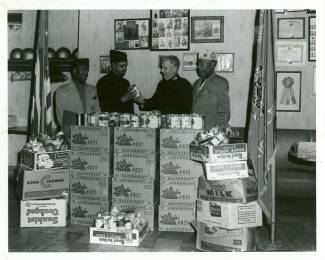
[198,51,218,61]
[110,49,127,63]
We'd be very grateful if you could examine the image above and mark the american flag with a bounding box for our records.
[29,10,52,138]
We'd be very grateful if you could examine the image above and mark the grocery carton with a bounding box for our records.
[70,175,112,198]
[71,126,113,151]
[204,160,248,181]
[20,149,70,171]
[20,199,67,227]
[189,143,247,163]
[198,174,257,203]
[196,199,262,229]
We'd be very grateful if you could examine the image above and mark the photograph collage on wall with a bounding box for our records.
[114,19,149,50]
[150,9,190,51]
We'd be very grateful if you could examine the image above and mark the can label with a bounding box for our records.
[181,115,192,129]
[130,114,140,127]
[191,114,204,130]
[148,114,160,128]
[119,114,131,127]
[139,113,149,128]
[170,115,181,129]
[160,115,171,129]
[98,113,109,127]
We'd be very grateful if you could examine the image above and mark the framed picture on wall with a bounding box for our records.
[191,16,224,43]
[277,18,305,39]
[114,18,149,50]
[100,56,110,73]
[183,52,198,71]
[308,16,316,61]
[275,41,306,66]
[214,53,234,72]
[150,9,190,51]
[276,71,301,112]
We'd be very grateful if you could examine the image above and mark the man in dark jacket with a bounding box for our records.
[136,55,192,114]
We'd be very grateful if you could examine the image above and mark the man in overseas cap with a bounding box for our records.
[96,49,137,113]
[54,58,100,137]
[191,51,230,130]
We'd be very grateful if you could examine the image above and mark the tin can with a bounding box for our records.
[119,113,131,127]
[181,114,192,129]
[170,114,182,129]
[191,114,204,130]
[139,113,149,128]
[130,114,140,127]
[87,113,97,126]
[78,113,87,126]
[95,216,104,228]
[108,112,119,127]
[160,114,171,128]
[147,114,160,128]
[98,113,109,127]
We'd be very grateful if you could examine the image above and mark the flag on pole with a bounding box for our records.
[246,10,276,225]
[28,10,52,138]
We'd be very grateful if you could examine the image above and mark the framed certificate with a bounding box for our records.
[214,53,234,72]
[183,52,198,71]
[275,41,306,66]
[277,18,305,39]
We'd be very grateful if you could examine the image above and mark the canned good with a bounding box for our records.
[191,114,204,130]
[95,215,104,228]
[98,113,109,127]
[119,113,131,127]
[147,114,160,128]
[181,114,192,129]
[109,112,119,127]
[87,113,97,126]
[139,113,149,128]
[170,114,182,129]
[130,114,140,127]
[160,114,171,128]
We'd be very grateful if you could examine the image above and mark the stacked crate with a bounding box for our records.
[111,127,159,231]
[158,129,202,232]
[69,126,113,226]
[189,142,262,251]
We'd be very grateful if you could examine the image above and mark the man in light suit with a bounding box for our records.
[192,52,230,131]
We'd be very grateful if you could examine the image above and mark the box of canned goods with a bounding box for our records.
[160,181,197,202]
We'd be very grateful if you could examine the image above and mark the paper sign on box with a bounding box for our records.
[204,161,248,181]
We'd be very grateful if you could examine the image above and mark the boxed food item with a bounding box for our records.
[89,221,149,247]
[196,221,255,252]
[160,176,198,202]
[112,176,156,201]
[17,166,69,200]
[70,175,112,198]
[160,154,203,178]
[113,152,158,178]
[160,129,200,156]
[71,126,113,151]
[114,127,158,154]
[70,196,111,226]
[204,160,248,181]
[189,143,247,163]
[198,174,257,203]
[20,198,67,227]
[20,149,70,171]
[70,150,112,177]
[196,199,262,229]
[158,201,196,232]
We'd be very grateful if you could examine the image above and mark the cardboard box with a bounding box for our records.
[158,202,196,232]
[20,199,67,227]
[71,126,113,151]
[70,150,112,177]
[160,129,200,155]
[160,176,198,202]
[160,154,203,178]
[198,174,258,203]
[113,152,158,178]
[70,175,112,198]
[114,127,158,154]
[196,199,262,229]
[17,167,69,200]
[196,221,255,252]
[112,176,156,201]
[204,161,248,181]
[89,221,149,246]
[189,143,247,163]
[70,195,111,226]
[20,149,70,171]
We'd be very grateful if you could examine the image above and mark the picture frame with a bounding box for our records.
[114,18,149,50]
[214,53,234,72]
[100,56,110,74]
[275,41,306,66]
[191,16,224,43]
[277,18,305,39]
[307,9,316,14]
[150,9,190,51]
[308,16,316,61]
[183,52,198,71]
[276,71,301,112]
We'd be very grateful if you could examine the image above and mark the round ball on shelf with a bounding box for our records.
[48,47,56,59]
[72,48,78,58]
[22,48,34,60]
[55,47,71,59]
[10,48,23,59]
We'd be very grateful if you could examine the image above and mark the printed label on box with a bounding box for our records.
[70,175,111,198]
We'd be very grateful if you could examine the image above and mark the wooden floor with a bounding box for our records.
[8,173,316,252]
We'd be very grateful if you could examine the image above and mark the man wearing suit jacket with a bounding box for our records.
[192,52,230,131]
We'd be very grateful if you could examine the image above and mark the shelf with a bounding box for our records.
[8,58,74,72]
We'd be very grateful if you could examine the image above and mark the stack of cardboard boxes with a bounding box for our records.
[189,142,262,251]
[69,126,113,225]
[111,127,160,231]
[158,129,202,232]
